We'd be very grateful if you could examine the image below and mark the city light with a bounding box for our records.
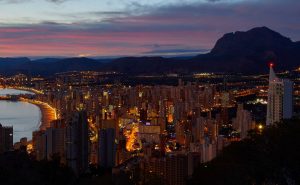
[0,57,297,184]
[26,143,33,154]
[124,123,142,152]
[88,118,98,143]
[0,0,298,183]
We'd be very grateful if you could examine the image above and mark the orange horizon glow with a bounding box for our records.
[0,26,209,57]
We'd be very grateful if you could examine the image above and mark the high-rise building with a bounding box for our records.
[266,64,293,125]
[45,123,65,163]
[144,157,166,182]
[66,111,89,174]
[166,153,188,185]
[201,140,217,163]
[99,128,117,168]
[0,124,13,154]
[32,130,47,161]
[232,104,254,139]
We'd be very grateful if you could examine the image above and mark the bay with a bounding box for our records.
[0,89,41,142]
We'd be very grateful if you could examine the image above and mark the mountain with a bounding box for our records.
[29,57,106,76]
[197,26,300,73]
[210,27,293,56]
[0,27,299,76]
[104,27,300,74]
[32,58,62,63]
[104,57,179,74]
[0,57,104,76]
[0,58,31,75]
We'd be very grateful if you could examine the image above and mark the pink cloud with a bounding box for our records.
[0,0,299,57]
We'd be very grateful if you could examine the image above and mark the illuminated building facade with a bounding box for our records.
[267,64,293,125]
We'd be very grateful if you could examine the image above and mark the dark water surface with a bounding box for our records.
[0,89,41,142]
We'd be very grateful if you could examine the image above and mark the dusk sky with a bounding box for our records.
[0,0,299,57]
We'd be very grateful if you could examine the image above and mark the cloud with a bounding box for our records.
[143,49,209,56]
[0,0,69,3]
[205,0,221,2]
[0,0,299,57]
[46,0,68,3]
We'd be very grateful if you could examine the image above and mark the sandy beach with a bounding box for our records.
[21,99,57,131]
[0,87,55,131]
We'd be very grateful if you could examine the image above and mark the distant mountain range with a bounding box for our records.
[1,27,299,76]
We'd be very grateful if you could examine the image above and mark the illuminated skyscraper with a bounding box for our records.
[266,64,293,125]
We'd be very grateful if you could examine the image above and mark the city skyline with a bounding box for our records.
[0,65,298,185]
[0,1,299,185]
[0,0,300,57]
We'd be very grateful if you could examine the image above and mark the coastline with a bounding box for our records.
[0,87,54,131]
[21,99,57,131]
[3,86,44,95]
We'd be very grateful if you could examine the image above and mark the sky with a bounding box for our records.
[0,0,299,57]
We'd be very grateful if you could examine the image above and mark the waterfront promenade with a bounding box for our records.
[0,87,55,131]
[20,98,57,130]
[5,86,44,95]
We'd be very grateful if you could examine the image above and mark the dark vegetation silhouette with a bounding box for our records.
[189,118,300,185]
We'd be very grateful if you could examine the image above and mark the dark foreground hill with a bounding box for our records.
[0,27,299,76]
[1,119,299,185]
[0,149,113,185]
[189,119,300,185]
